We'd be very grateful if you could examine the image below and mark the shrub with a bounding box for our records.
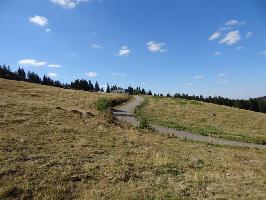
[96,97,111,111]
[139,115,150,129]
[96,97,129,112]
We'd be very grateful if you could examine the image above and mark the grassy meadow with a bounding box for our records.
[138,96,266,144]
[0,78,266,199]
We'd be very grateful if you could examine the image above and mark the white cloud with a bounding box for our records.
[225,20,238,26]
[185,82,192,86]
[259,51,266,56]
[209,31,221,40]
[18,59,47,67]
[47,72,58,78]
[219,79,229,84]
[224,19,245,26]
[218,73,226,78]
[85,72,98,77]
[29,15,48,26]
[193,75,204,79]
[110,72,126,76]
[236,46,245,50]
[146,41,166,52]
[45,28,51,32]
[237,21,246,26]
[117,45,130,56]
[91,43,102,49]
[213,51,222,56]
[219,27,232,31]
[50,0,89,9]
[48,64,62,68]
[218,73,228,83]
[219,30,240,45]
[246,32,252,38]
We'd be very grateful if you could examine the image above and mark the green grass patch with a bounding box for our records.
[96,97,111,111]
[96,97,129,112]
[134,97,151,129]
[138,96,266,145]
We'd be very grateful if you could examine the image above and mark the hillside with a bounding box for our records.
[138,96,266,144]
[0,78,266,199]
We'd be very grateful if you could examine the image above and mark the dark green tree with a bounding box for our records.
[94,81,100,92]
[16,67,26,80]
[106,83,111,93]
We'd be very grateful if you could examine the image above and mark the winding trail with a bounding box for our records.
[113,96,266,149]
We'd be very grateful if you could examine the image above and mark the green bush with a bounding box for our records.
[96,97,111,111]
[139,115,150,129]
[96,97,129,112]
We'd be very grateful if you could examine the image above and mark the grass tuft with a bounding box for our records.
[96,97,111,111]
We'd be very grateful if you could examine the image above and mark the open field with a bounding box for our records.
[138,96,266,144]
[0,79,266,199]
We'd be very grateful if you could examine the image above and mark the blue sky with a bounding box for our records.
[0,0,266,98]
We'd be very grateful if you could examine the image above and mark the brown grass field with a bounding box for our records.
[139,96,266,144]
[0,78,266,199]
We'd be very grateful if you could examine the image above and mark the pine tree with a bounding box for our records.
[16,68,26,80]
[94,81,100,92]
[106,83,111,93]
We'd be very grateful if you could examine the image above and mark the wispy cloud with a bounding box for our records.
[45,28,51,32]
[185,82,192,87]
[259,51,266,56]
[219,27,232,31]
[209,31,221,40]
[224,19,245,26]
[146,41,166,52]
[236,46,245,50]
[117,45,130,56]
[245,32,252,38]
[18,59,47,67]
[219,30,240,45]
[219,79,229,84]
[110,72,126,76]
[213,51,222,56]
[29,15,48,26]
[50,0,90,9]
[218,73,226,78]
[91,43,103,49]
[85,72,98,77]
[225,19,239,26]
[193,75,204,79]
[47,72,58,78]
[218,73,228,83]
[48,64,62,68]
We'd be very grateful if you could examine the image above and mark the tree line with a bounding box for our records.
[0,65,150,94]
[168,93,266,113]
[0,64,265,114]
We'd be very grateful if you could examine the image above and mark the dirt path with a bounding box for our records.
[113,96,266,149]
[113,95,144,127]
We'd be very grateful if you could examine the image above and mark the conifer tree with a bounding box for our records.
[94,81,100,92]
[106,83,111,93]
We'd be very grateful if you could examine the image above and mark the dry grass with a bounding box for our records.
[0,79,266,199]
[140,96,266,144]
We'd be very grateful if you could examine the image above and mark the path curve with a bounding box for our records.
[113,96,266,149]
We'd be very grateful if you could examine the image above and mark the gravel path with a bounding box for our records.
[113,96,266,149]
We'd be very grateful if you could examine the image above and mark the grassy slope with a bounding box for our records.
[0,79,265,200]
[140,96,266,144]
